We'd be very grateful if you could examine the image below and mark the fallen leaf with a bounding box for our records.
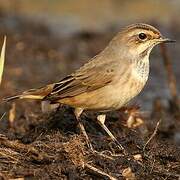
[133,154,142,162]
[122,167,136,180]
[9,102,16,127]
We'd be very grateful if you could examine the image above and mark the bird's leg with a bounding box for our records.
[74,108,93,151]
[97,114,125,151]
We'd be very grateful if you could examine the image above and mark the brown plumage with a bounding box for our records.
[4,23,174,151]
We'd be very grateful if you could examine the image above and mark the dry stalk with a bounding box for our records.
[143,119,161,151]
[85,163,117,180]
[160,44,179,106]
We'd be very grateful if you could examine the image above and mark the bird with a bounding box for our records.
[4,23,174,151]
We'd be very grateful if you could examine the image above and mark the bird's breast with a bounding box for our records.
[132,57,150,82]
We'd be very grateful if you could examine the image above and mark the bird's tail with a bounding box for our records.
[4,95,22,102]
[4,84,54,102]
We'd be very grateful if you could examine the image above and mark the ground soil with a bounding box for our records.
[0,11,179,179]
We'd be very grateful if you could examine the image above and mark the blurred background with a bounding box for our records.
[0,0,179,110]
[1,0,180,34]
[0,1,179,178]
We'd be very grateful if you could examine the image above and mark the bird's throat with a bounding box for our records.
[132,56,150,82]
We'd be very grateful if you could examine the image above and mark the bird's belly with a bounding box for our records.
[111,78,146,109]
[59,77,147,111]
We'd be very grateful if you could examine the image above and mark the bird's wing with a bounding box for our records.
[44,57,121,101]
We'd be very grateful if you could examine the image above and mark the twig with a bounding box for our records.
[85,163,117,180]
[160,44,178,102]
[143,119,161,151]
[93,150,115,160]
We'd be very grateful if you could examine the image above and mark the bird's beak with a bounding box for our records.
[158,37,176,43]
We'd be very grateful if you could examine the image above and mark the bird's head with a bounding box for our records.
[109,23,175,60]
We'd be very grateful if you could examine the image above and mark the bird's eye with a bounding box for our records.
[138,33,147,40]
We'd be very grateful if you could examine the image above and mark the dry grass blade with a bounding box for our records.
[0,36,6,84]
[143,119,161,151]
[85,163,117,180]
[0,112,6,121]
